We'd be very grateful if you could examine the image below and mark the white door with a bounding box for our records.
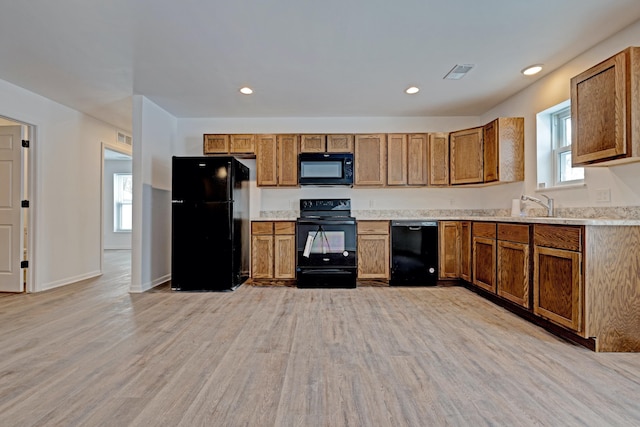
[0,125,24,292]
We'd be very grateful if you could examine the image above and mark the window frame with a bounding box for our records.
[551,106,583,186]
[113,173,133,233]
[536,100,584,190]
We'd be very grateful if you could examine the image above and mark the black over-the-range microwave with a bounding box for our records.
[298,152,354,186]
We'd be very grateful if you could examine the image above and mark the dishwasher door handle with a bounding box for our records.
[408,226,422,231]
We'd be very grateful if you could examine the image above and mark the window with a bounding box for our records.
[552,106,584,185]
[114,173,132,232]
[536,101,584,189]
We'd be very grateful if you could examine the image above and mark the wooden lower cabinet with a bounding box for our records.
[460,221,472,281]
[472,222,496,292]
[251,221,296,279]
[357,221,390,279]
[496,223,530,308]
[533,245,582,331]
[533,224,583,332]
[438,221,460,279]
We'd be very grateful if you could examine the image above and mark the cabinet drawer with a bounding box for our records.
[274,221,296,235]
[251,221,273,235]
[498,223,529,244]
[357,220,389,235]
[473,222,496,238]
[534,224,582,252]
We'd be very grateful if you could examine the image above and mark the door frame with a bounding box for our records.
[0,116,35,292]
[100,141,132,273]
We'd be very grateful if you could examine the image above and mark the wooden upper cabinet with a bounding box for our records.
[277,134,299,186]
[387,134,408,186]
[407,133,429,185]
[327,134,354,153]
[300,134,326,152]
[387,133,428,186]
[407,133,428,185]
[255,134,278,186]
[483,117,524,183]
[571,46,640,166]
[301,134,354,153]
[450,127,484,185]
[204,134,255,155]
[449,127,484,184]
[203,134,230,154]
[230,134,255,154]
[428,132,450,186]
[354,134,387,186]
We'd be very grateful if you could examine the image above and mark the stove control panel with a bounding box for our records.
[300,199,351,212]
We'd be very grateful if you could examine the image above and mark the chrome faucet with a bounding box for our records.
[521,194,554,217]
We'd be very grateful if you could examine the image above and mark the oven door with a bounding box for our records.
[296,219,356,268]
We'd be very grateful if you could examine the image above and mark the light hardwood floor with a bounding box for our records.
[1,250,639,426]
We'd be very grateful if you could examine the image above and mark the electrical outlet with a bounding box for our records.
[369,200,375,208]
[595,188,610,203]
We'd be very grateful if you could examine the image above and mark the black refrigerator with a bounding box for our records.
[171,156,250,291]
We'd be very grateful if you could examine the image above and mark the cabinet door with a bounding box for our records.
[473,236,496,292]
[277,134,299,186]
[387,134,408,186]
[407,133,428,186]
[483,120,498,182]
[230,134,255,154]
[203,134,229,154]
[497,240,530,307]
[354,134,387,186]
[533,246,582,331]
[327,134,354,153]
[357,234,390,279]
[438,221,460,279]
[460,221,472,282]
[274,235,296,279]
[571,49,628,165]
[450,127,483,184]
[300,134,326,152]
[256,134,278,187]
[252,234,274,279]
[428,132,449,186]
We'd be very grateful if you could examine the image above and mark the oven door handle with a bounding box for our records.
[297,219,356,226]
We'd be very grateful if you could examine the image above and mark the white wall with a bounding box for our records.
[0,78,129,292]
[104,159,132,249]
[131,95,174,293]
[480,19,640,210]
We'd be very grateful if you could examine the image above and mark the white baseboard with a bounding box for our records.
[38,270,102,292]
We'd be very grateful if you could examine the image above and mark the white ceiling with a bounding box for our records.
[2,1,640,132]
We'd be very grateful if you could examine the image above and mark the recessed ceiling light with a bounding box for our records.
[239,86,253,95]
[521,64,543,76]
[405,86,420,94]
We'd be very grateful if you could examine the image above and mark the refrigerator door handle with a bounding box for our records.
[227,161,233,202]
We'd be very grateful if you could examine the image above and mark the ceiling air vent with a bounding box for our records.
[444,64,475,80]
[117,132,132,146]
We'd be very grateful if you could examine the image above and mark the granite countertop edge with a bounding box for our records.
[254,210,640,226]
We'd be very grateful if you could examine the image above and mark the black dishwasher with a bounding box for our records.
[390,221,439,286]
